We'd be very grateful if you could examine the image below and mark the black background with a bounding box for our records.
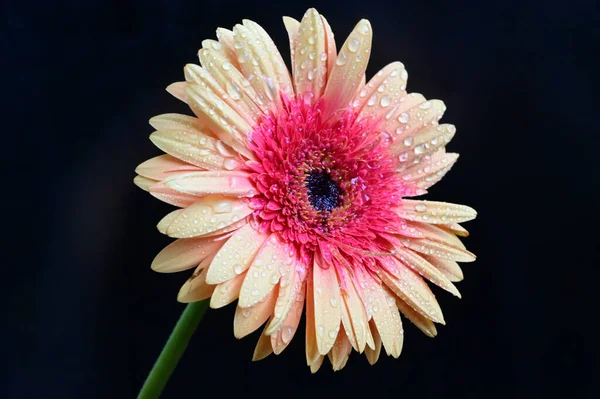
[5,0,600,397]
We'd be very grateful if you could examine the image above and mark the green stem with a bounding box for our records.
[138,300,209,399]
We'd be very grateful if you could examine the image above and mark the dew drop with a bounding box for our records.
[398,152,409,162]
[222,61,232,71]
[380,95,391,107]
[348,38,360,52]
[336,50,348,65]
[415,204,428,212]
[404,136,414,147]
[419,101,432,109]
[398,112,410,123]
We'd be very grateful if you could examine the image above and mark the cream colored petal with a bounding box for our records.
[233,287,277,339]
[353,62,407,119]
[394,247,461,297]
[185,84,254,160]
[157,196,252,238]
[377,93,425,138]
[238,235,292,308]
[177,260,215,303]
[149,129,241,171]
[395,298,437,338]
[320,15,336,81]
[136,155,201,181]
[163,171,255,197]
[322,19,372,119]
[313,260,342,355]
[149,113,212,137]
[210,272,246,309]
[157,209,183,234]
[339,295,358,352]
[133,175,156,191]
[232,24,285,110]
[364,320,382,365]
[305,270,320,366]
[411,222,467,250]
[442,222,470,237]
[293,8,328,102]
[166,82,186,103]
[151,236,225,273]
[394,124,456,169]
[378,264,445,324]
[328,331,352,371]
[216,28,239,68]
[399,151,459,190]
[265,259,302,335]
[359,272,404,358]
[401,236,476,263]
[148,181,198,208]
[271,279,305,355]
[243,20,294,98]
[205,223,268,284]
[424,255,464,282]
[309,355,325,373]
[339,267,368,353]
[185,63,259,126]
[282,17,300,78]
[397,199,477,224]
[389,99,446,153]
[252,323,275,361]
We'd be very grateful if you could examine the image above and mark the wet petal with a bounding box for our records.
[148,181,198,207]
[401,236,476,263]
[271,277,306,354]
[328,331,352,371]
[305,270,320,366]
[322,19,372,119]
[389,99,446,152]
[293,8,328,102]
[177,260,215,303]
[364,320,382,365]
[216,28,239,67]
[149,129,241,171]
[252,323,275,361]
[210,272,246,308]
[424,255,464,282]
[312,257,342,355]
[136,155,202,181]
[233,287,277,338]
[238,235,292,308]
[265,259,303,335]
[378,262,445,324]
[394,124,457,169]
[395,298,437,337]
[164,171,255,197]
[206,223,268,284]
[397,199,477,224]
[157,196,252,238]
[282,16,300,75]
[133,175,156,191]
[152,236,226,273]
[353,62,407,119]
[394,247,461,297]
[185,84,254,160]
[166,82,186,103]
[338,267,368,352]
[399,151,459,190]
[442,222,470,237]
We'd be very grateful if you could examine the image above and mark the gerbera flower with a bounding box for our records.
[134,8,476,372]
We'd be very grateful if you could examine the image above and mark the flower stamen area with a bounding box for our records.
[247,95,405,262]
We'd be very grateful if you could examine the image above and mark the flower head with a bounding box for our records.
[135,8,476,372]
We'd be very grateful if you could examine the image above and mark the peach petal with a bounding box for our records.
[238,235,292,308]
[136,154,202,181]
[329,328,352,371]
[215,28,239,68]
[424,255,464,282]
[442,222,470,237]
[396,298,438,338]
[309,355,324,373]
[353,62,407,119]
[322,19,372,119]
[305,269,320,365]
[394,124,456,169]
[133,175,156,191]
[320,15,337,81]
[389,99,446,153]
[252,321,275,361]
[399,151,459,191]
[210,272,246,309]
[312,257,342,355]
[394,247,461,297]
[265,260,303,335]
[338,267,368,352]
[233,287,278,339]
[149,129,241,171]
[151,236,225,273]
[184,63,259,126]
[205,223,268,284]
[163,170,255,197]
[397,199,477,224]
[177,261,215,303]
[364,320,382,365]
[148,181,198,208]
[402,236,476,263]
[149,113,212,137]
[157,196,252,238]
[378,263,445,324]
[282,16,301,80]
[377,92,425,136]
[293,8,328,102]
[166,81,186,103]
[185,84,254,160]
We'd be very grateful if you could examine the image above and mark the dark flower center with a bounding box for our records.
[305,171,342,212]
